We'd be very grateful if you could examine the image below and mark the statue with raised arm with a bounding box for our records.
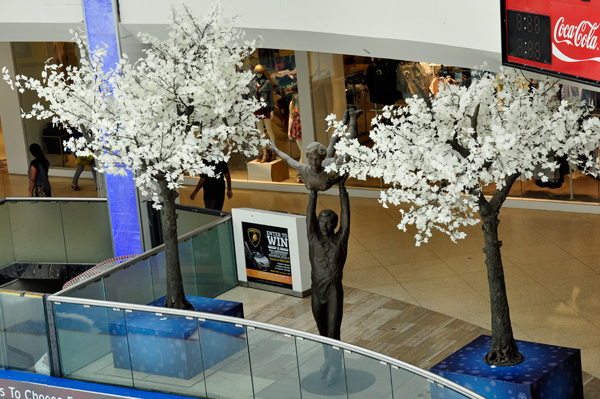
[269,105,362,191]
[306,176,350,385]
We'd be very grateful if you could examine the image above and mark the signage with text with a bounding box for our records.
[502,0,600,86]
[0,378,131,399]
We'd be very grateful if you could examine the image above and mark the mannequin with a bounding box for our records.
[288,88,305,182]
[250,64,275,145]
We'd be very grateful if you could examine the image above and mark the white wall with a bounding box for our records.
[0,43,28,174]
[0,0,84,42]
[119,0,503,70]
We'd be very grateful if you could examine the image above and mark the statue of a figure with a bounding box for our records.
[307,176,350,385]
[269,105,362,191]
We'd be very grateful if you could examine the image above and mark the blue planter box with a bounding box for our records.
[109,295,245,380]
[430,335,583,399]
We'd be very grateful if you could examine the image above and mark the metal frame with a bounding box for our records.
[52,215,232,297]
[0,197,107,203]
[45,294,485,399]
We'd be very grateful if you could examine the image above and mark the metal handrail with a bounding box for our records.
[0,197,107,203]
[53,215,232,297]
[46,294,485,399]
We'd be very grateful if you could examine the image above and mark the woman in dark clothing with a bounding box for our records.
[28,143,52,197]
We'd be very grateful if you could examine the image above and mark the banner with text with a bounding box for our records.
[242,221,292,289]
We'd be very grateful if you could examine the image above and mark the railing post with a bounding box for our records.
[43,296,62,377]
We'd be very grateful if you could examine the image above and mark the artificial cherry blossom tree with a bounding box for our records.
[3,4,264,310]
[330,68,600,366]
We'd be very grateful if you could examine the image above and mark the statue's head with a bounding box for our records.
[306,142,327,170]
[318,209,338,236]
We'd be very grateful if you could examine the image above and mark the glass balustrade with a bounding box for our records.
[62,218,238,307]
[0,199,113,268]
[49,298,483,399]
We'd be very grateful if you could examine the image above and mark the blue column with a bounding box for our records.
[81,0,143,257]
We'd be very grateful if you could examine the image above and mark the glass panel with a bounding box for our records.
[9,201,66,262]
[0,292,50,374]
[296,338,348,399]
[124,311,206,398]
[175,208,221,236]
[61,201,113,264]
[54,303,133,387]
[64,279,105,300]
[180,239,198,297]
[200,320,253,399]
[0,202,14,267]
[104,258,154,305]
[390,365,432,399]
[192,221,237,298]
[343,351,391,399]
[247,328,301,399]
[150,252,167,300]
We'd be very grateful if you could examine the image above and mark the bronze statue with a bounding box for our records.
[307,176,350,385]
[269,105,362,192]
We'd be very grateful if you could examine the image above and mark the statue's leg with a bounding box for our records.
[312,291,330,377]
[324,284,344,386]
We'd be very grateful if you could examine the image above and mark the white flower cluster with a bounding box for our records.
[3,3,265,206]
[330,67,600,245]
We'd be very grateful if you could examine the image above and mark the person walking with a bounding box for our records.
[189,161,232,211]
[28,143,51,197]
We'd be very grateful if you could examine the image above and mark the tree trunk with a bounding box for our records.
[479,200,524,366]
[157,177,193,310]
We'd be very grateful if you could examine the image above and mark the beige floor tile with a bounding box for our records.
[344,251,383,272]
[501,243,573,266]
[343,267,395,288]
[556,238,600,258]
[401,275,475,301]
[440,252,488,274]
[506,284,562,309]
[418,292,489,318]
[566,294,600,322]
[216,286,283,317]
[543,274,600,302]
[532,219,600,243]
[460,266,537,297]
[427,240,485,259]
[347,234,367,255]
[456,311,491,330]
[524,319,600,349]
[356,230,420,251]
[385,259,457,283]
[577,255,600,274]
[363,284,419,305]
[517,258,598,286]
[351,218,403,238]
[512,326,534,342]
[496,227,551,248]
[370,245,439,266]
[581,346,600,379]
[510,301,582,330]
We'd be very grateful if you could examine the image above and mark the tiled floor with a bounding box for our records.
[3,166,600,386]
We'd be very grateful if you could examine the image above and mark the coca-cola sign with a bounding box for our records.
[503,0,600,86]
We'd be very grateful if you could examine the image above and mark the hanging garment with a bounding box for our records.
[366,60,402,105]
[290,108,302,140]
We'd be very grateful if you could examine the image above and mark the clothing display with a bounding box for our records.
[397,62,438,98]
[366,60,402,105]
[290,108,302,140]
[248,75,274,114]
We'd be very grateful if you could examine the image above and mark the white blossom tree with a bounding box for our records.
[330,68,600,366]
[3,4,265,310]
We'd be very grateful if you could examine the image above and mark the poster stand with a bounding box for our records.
[232,208,311,297]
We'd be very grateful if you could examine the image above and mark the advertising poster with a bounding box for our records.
[242,221,292,289]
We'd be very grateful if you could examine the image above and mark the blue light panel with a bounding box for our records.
[82,0,143,257]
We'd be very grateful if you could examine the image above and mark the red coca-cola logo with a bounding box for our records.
[554,16,600,51]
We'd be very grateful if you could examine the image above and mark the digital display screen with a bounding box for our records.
[506,10,552,65]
